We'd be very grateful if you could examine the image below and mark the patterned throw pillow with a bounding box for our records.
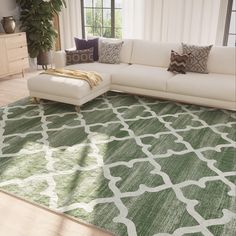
[65,48,94,65]
[182,43,212,73]
[167,50,190,74]
[74,37,99,61]
[99,41,123,64]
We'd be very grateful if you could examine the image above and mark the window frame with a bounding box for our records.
[223,0,235,46]
[80,0,122,39]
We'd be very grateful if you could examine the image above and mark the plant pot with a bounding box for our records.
[1,16,16,34]
[37,51,52,70]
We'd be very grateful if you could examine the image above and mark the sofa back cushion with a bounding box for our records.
[207,46,235,75]
[131,40,181,68]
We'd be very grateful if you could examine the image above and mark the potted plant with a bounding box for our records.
[16,0,66,69]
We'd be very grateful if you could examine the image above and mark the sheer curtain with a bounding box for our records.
[122,0,226,45]
[59,0,82,49]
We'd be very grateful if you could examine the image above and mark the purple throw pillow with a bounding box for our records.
[74,37,99,61]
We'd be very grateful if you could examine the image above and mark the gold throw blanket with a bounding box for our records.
[41,68,103,89]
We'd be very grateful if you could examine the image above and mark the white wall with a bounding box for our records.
[0,0,19,33]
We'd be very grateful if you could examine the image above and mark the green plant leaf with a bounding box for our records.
[17,0,66,58]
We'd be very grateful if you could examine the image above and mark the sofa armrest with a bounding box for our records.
[54,50,66,68]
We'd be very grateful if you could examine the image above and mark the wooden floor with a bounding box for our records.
[0,190,113,236]
[0,71,37,106]
[0,72,114,236]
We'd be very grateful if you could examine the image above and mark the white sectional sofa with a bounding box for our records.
[28,39,236,110]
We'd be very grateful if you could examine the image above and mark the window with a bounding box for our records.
[224,0,236,46]
[81,0,122,39]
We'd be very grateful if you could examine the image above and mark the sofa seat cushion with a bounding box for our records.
[66,62,129,75]
[167,73,235,102]
[28,72,110,100]
[112,65,174,91]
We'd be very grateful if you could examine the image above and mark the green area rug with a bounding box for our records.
[0,92,236,236]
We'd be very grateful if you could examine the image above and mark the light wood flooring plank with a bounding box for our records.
[0,71,38,106]
[0,190,114,236]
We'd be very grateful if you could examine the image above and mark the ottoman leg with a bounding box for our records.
[75,106,80,112]
[33,97,40,104]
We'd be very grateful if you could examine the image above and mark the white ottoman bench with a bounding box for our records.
[27,72,111,111]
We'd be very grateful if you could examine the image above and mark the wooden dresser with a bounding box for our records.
[0,32,29,78]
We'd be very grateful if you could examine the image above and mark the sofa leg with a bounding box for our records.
[33,97,40,104]
[75,106,80,112]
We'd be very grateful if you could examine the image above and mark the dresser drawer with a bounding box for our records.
[9,58,29,73]
[7,46,28,61]
[6,33,27,49]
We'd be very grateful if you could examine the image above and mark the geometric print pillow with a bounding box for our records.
[182,43,213,73]
[99,41,123,64]
[167,50,190,74]
[65,48,94,65]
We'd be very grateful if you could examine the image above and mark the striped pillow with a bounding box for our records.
[167,50,190,74]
